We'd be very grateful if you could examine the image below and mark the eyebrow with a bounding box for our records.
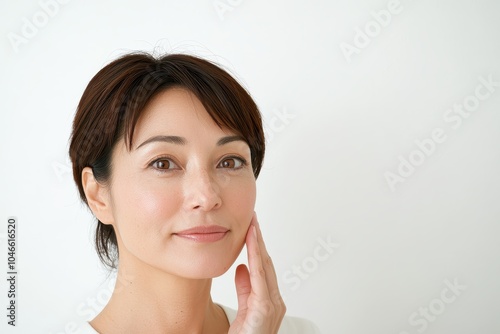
[135,135,186,150]
[135,135,245,150]
[217,135,246,146]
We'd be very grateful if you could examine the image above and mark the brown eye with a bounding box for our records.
[152,158,178,170]
[218,157,244,169]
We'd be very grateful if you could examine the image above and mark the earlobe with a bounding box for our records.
[81,167,114,225]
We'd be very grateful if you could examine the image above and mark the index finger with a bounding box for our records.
[246,214,271,300]
[253,215,282,304]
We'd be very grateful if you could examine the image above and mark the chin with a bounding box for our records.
[176,260,236,279]
[175,246,244,279]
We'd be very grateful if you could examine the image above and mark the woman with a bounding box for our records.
[69,52,320,333]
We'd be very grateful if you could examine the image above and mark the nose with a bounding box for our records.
[183,168,222,211]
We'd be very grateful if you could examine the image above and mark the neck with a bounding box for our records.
[90,255,229,334]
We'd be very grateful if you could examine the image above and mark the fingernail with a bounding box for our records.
[253,225,257,239]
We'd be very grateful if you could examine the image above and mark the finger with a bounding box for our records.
[254,216,284,306]
[234,264,251,312]
[246,217,271,300]
[228,264,250,334]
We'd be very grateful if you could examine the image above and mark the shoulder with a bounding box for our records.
[74,321,99,333]
[218,304,321,334]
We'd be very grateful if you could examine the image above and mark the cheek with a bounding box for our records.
[111,177,182,233]
[223,176,256,228]
[232,184,255,213]
[137,185,180,217]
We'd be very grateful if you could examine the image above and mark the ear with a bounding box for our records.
[82,167,114,225]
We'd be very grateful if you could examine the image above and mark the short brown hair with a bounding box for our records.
[69,52,265,268]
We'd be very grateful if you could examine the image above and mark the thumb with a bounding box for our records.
[235,264,251,312]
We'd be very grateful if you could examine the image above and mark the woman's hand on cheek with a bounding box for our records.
[229,213,286,334]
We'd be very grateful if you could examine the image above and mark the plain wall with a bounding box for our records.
[1,0,499,333]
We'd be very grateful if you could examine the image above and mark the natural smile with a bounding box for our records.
[174,225,229,242]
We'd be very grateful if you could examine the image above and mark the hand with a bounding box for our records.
[228,213,286,334]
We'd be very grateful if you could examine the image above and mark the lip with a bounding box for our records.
[174,225,229,242]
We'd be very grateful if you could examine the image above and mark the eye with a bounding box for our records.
[150,158,179,171]
[218,156,246,169]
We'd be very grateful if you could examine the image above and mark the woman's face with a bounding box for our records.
[105,87,256,278]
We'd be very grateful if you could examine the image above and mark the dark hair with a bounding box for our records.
[69,52,265,269]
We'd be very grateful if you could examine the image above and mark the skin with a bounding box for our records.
[81,87,285,333]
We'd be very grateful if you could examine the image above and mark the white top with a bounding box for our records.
[76,304,321,333]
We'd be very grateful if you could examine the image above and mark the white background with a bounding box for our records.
[1,0,499,333]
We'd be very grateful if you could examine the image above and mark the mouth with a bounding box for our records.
[174,225,229,242]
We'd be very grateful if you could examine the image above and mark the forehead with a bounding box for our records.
[133,87,233,144]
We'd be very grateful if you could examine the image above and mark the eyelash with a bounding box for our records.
[148,155,248,173]
[148,155,180,173]
[218,156,248,170]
